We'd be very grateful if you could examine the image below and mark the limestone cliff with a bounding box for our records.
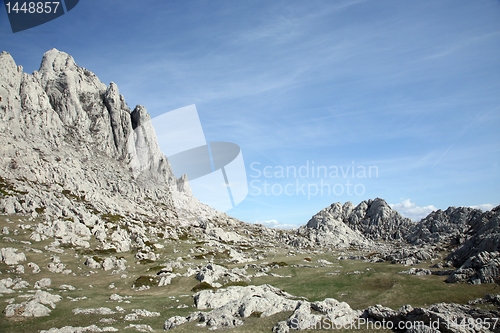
[0,48,183,225]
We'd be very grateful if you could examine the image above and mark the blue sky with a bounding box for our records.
[1,0,500,228]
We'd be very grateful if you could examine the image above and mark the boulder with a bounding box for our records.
[446,251,500,284]
[195,263,250,288]
[4,290,62,317]
[0,247,26,265]
[34,277,52,289]
[165,284,359,331]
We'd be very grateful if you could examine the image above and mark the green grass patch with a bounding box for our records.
[100,213,124,223]
[191,281,215,292]
[132,275,160,288]
[223,280,250,288]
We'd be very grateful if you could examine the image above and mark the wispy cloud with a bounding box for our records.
[469,204,497,211]
[255,219,296,230]
[390,199,437,221]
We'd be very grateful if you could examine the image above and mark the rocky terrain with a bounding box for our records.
[0,49,499,332]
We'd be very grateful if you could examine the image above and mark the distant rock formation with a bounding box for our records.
[296,201,372,248]
[301,198,500,283]
[343,198,413,241]
[297,198,412,248]
[405,206,483,246]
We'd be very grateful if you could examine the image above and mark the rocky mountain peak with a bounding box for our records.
[299,197,414,247]
[298,201,371,249]
[305,201,353,230]
[39,48,78,75]
[345,198,413,241]
[0,49,196,226]
[0,51,22,89]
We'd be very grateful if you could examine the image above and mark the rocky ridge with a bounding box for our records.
[298,198,415,247]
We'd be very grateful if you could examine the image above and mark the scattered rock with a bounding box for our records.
[60,284,76,290]
[4,290,62,317]
[85,256,127,272]
[28,262,41,273]
[34,277,52,289]
[0,278,16,294]
[124,309,160,321]
[124,324,154,332]
[195,263,250,288]
[39,325,119,332]
[399,268,432,276]
[48,256,71,274]
[0,247,26,265]
[73,307,116,315]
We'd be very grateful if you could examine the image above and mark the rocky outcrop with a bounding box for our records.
[4,290,62,317]
[298,198,413,248]
[440,206,500,284]
[297,202,372,248]
[0,49,180,222]
[195,263,250,288]
[405,206,482,246]
[164,285,299,330]
[164,284,360,331]
[274,298,361,332]
[363,302,499,333]
[446,251,500,284]
[447,206,500,266]
[345,198,413,241]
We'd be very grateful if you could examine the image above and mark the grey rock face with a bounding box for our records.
[297,202,372,248]
[406,206,483,246]
[0,48,178,198]
[298,198,412,247]
[446,251,500,284]
[447,206,500,266]
[363,302,499,333]
[0,49,208,252]
[165,284,359,331]
[346,198,413,241]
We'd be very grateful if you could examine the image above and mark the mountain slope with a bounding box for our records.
[0,49,180,221]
